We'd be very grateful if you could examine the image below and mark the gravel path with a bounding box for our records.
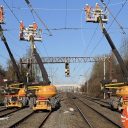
[43,93,86,128]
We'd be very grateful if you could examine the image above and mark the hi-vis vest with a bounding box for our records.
[121,106,128,128]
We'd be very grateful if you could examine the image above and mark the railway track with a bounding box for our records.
[69,94,122,128]
[72,100,94,128]
[79,95,110,108]
[0,107,7,112]
[9,111,52,128]
[0,108,22,118]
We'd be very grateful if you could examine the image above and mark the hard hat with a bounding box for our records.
[86,4,88,6]
[96,3,98,5]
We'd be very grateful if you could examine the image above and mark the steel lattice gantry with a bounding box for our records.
[21,56,110,64]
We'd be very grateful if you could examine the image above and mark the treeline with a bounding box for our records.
[81,37,128,97]
[0,48,35,83]
[0,59,27,82]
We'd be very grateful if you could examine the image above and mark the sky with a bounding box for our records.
[0,0,128,85]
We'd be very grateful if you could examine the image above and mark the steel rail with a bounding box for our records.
[81,95,110,107]
[0,108,22,118]
[75,96,122,128]
[0,108,7,112]
[72,99,94,128]
[9,111,35,128]
[73,102,94,128]
[38,111,52,128]
[9,111,51,128]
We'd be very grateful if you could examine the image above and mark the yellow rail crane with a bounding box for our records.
[0,6,28,108]
[4,83,28,108]
[28,85,59,111]
[84,2,128,111]
[19,22,60,111]
[101,82,128,111]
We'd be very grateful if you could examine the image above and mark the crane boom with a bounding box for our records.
[33,48,51,84]
[29,35,51,85]
[98,17,128,80]
[0,25,23,82]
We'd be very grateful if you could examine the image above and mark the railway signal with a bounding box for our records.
[65,62,70,77]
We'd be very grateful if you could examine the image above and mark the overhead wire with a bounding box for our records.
[88,0,127,53]
[90,0,128,55]
[65,0,68,28]
[10,7,82,11]
[11,0,13,12]
[2,1,127,84]
[71,13,98,78]
[23,0,51,79]
[24,0,52,36]
[5,0,49,59]
[2,0,20,23]
[71,0,112,83]
[79,0,128,83]
[77,0,128,82]
[5,32,28,58]
[100,0,127,34]
[87,0,128,55]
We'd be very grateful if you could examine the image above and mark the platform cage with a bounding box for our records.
[0,5,5,24]
[85,4,108,23]
[19,24,42,42]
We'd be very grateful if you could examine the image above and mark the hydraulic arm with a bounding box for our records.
[98,17,128,81]
[33,48,51,84]
[0,25,23,82]
[29,35,51,85]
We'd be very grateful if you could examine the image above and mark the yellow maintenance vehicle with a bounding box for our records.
[85,3,128,111]
[4,83,28,108]
[28,84,60,111]
[19,24,60,111]
[0,15,28,108]
[101,82,128,111]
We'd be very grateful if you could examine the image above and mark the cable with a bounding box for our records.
[107,0,111,5]
[5,32,26,58]
[71,1,112,83]
[30,10,36,22]
[79,0,127,84]
[83,25,98,55]
[2,0,20,23]
[100,0,127,34]
[24,0,52,36]
[65,0,68,28]
[11,7,82,11]
[11,0,14,12]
